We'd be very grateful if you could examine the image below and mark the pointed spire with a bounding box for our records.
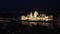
[30,12,32,18]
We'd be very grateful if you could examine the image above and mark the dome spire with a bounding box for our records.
[34,10,38,17]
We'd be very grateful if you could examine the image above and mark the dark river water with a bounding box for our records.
[0,20,59,34]
[0,12,59,34]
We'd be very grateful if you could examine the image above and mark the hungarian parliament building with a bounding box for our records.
[21,11,54,27]
[21,11,53,21]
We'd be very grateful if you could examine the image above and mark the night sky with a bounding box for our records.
[0,0,60,11]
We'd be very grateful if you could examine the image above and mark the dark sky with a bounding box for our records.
[0,0,60,11]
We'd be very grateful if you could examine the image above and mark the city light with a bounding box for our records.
[21,11,53,21]
[21,11,53,27]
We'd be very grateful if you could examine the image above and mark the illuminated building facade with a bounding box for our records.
[21,11,53,27]
[21,11,53,21]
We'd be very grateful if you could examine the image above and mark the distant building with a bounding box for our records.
[21,11,53,27]
[21,11,53,21]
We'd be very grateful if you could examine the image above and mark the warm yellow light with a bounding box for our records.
[21,11,53,21]
[34,11,38,17]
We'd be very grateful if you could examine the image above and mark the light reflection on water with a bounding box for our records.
[21,21,53,27]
